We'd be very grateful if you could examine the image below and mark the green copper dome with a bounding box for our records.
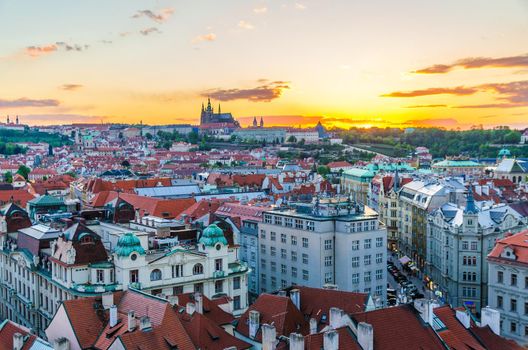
[115,233,146,257]
[498,148,511,157]
[199,224,228,247]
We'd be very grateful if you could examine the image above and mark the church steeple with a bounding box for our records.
[253,117,258,127]
[260,117,264,128]
[464,187,478,214]
[202,102,204,112]
[6,115,9,124]
[207,97,212,111]
[218,104,221,114]
[16,115,19,125]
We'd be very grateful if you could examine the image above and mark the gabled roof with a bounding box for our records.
[433,306,485,350]
[488,229,528,265]
[177,293,235,326]
[470,325,525,350]
[236,294,308,341]
[0,320,37,350]
[351,304,446,350]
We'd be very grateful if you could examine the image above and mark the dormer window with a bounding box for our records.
[80,235,94,244]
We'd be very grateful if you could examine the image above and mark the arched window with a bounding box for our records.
[193,263,204,275]
[150,269,162,281]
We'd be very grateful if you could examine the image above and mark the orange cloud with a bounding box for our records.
[132,9,174,23]
[414,53,528,74]
[202,80,290,102]
[381,86,477,97]
[25,44,58,57]
[192,33,217,43]
[404,104,447,108]
[60,84,83,91]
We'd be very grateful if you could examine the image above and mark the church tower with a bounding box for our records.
[260,117,264,128]
[253,117,257,128]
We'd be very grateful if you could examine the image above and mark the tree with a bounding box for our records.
[287,135,297,143]
[4,171,12,183]
[317,165,330,177]
[16,165,31,180]
[121,160,131,168]
[48,144,53,157]
[145,132,153,140]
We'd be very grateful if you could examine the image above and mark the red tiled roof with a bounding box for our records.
[236,294,308,341]
[488,229,528,265]
[177,199,226,222]
[433,306,485,350]
[0,320,36,350]
[470,325,525,350]
[304,326,362,350]
[326,161,352,168]
[0,190,35,207]
[177,293,235,326]
[351,304,445,350]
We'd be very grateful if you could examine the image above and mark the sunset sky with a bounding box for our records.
[0,0,527,129]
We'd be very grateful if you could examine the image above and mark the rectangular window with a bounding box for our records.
[270,247,276,257]
[364,271,371,282]
[462,241,468,250]
[270,232,276,241]
[471,241,478,250]
[295,219,303,229]
[524,301,528,315]
[261,259,266,269]
[260,244,266,254]
[325,272,333,283]
[352,257,359,268]
[291,251,297,262]
[233,296,241,310]
[291,267,297,278]
[376,253,383,264]
[215,259,223,271]
[511,298,517,312]
[352,240,359,251]
[324,256,333,267]
[271,277,277,288]
[352,273,359,284]
[215,281,224,294]
[281,264,287,274]
[364,255,371,266]
[260,229,266,238]
[324,239,333,250]
[274,216,282,225]
[270,262,276,272]
[281,234,287,243]
[375,285,383,296]
[285,218,293,227]
[172,265,183,278]
[302,237,309,248]
[498,271,503,284]
[375,237,383,247]
[234,277,241,290]
[375,269,383,280]
[281,248,287,259]
[497,295,503,308]
[302,270,309,281]
[264,215,272,224]
[306,221,315,231]
[511,274,517,286]
[291,236,297,246]
[302,253,309,264]
[96,269,104,283]
[364,239,371,249]
[511,322,517,334]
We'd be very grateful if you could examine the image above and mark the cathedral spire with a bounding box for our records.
[207,97,212,111]
[202,102,204,112]
[218,103,221,114]
[260,117,264,128]
[464,186,478,214]
[253,117,257,127]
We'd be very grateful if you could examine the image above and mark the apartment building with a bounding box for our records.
[258,195,387,305]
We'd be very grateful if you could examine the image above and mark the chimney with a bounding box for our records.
[262,324,277,350]
[248,310,260,339]
[481,307,500,335]
[309,318,317,334]
[357,322,374,350]
[323,329,339,350]
[329,307,344,329]
[139,316,151,331]
[109,305,118,327]
[53,337,70,350]
[186,302,196,316]
[168,295,179,307]
[455,309,471,329]
[102,292,113,309]
[13,333,24,350]
[194,292,203,314]
[289,333,305,350]
[127,310,136,332]
[290,288,300,310]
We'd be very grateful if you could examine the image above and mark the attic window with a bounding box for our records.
[81,236,94,244]
[162,212,170,217]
